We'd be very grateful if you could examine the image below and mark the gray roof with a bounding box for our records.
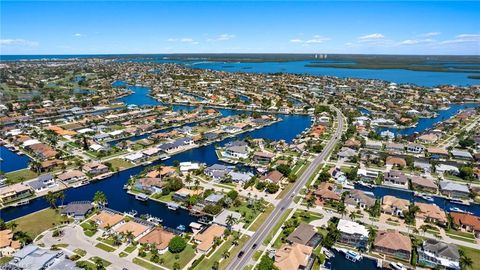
[38,174,53,182]
[225,145,248,154]
[205,194,225,203]
[60,201,93,216]
[439,181,470,193]
[286,223,318,246]
[422,239,459,261]
[12,245,59,270]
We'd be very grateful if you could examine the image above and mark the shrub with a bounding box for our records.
[168,236,187,253]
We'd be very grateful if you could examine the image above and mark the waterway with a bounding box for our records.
[0,146,30,173]
[327,250,379,270]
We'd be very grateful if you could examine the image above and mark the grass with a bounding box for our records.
[446,229,475,239]
[5,169,39,184]
[11,208,71,238]
[459,245,480,270]
[248,204,274,231]
[52,243,69,249]
[76,260,97,270]
[448,235,477,243]
[74,248,87,257]
[154,244,196,269]
[125,244,137,253]
[151,192,173,202]
[106,158,135,170]
[119,252,128,258]
[133,258,163,270]
[276,182,294,199]
[95,242,116,252]
[89,256,111,267]
[219,235,249,269]
[193,237,233,270]
[80,221,97,237]
[0,257,13,265]
[253,250,262,261]
[263,208,293,245]
[229,201,262,228]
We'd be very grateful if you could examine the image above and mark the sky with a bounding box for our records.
[1,1,479,55]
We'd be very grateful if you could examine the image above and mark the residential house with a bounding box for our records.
[286,223,322,247]
[82,161,109,176]
[134,178,164,194]
[7,245,63,270]
[193,224,225,253]
[28,174,56,193]
[313,182,341,205]
[138,228,175,253]
[439,181,470,198]
[274,243,313,270]
[417,239,460,270]
[450,212,480,238]
[365,140,383,150]
[114,220,150,239]
[385,143,405,153]
[204,164,231,180]
[415,202,448,226]
[261,170,284,183]
[381,196,409,217]
[345,190,376,209]
[410,176,437,193]
[386,156,407,168]
[384,170,408,188]
[0,183,33,204]
[406,143,425,154]
[213,209,242,228]
[0,229,22,256]
[252,151,275,164]
[427,147,450,159]
[357,168,379,182]
[60,201,93,220]
[204,193,224,205]
[56,170,87,185]
[124,152,146,164]
[436,164,460,175]
[373,230,411,260]
[337,219,369,249]
[172,188,202,202]
[337,147,357,160]
[228,171,253,183]
[451,149,474,161]
[91,210,125,231]
[224,145,249,159]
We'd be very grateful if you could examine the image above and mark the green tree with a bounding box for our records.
[93,191,107,206]
[168,236,187,253]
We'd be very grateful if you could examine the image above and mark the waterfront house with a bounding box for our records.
[0,229,22,257]
[451,149,474,161]
[204,193,224,205]
[60,201,93,220]
[124,152,146,164]
[383,170,408,188]
[410,175,437,193]
[417,133,439,144]
[286,223,321,247]
[406,143,425,154]
[373,230,411,260]
[134,178,164,194]
[427,147,449,159]
[261,170,284,183]
[173,188,202,202]
[414,159,432,173]
[193,224,225,253]
[91,210,125,231]
[56,170,87,185]
[179,162,200,172]
[365,140,383,150]
[138,228,175,253]
[204,164,232,180]
[356,168,379,182]
[417,239,460,270]
[224,145,249,159]
[439,181,470,198]
[213,209,242,228]
[345,189,376,209]
[274,243,313,270]
[337,219,369,249]
[435,164,460,175]
[28,174,56,193]
[313,182,341,205]
[82,161,109,176]
[228,171,253,183]
[385,143,405,153]
[381,195,409,217]
[252,151,275,164]
[386,156,407,168]
[415,202,447,226]
[114,220,150,239]
[0,183,33,204]
[8,244,62,270]
[450,212,480,238]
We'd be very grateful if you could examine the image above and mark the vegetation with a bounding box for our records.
[168,236,187,253]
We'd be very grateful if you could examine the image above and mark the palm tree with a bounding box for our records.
[212,261,220,270]
[349,211,356,221]
[57,191,65,207]
[93,191,107,206]
[125,230,135,243]
[185,174,192,187]
[194,179,200,190]
[225,214,237,230]
[459,249,474,270]
[222,250,230,259]
[93,257,105,270]
[45,191,58,209]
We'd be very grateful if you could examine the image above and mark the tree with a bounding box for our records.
[222,250,230,259]
[45,191,60,209]
[276,164,291,177]
[459,249,473,270]
[93,191,107,206]
[93,257,105,270]
[257,255,278,270]
[226,214,238,230]
[168,236,187,253]
[404,202,420,225]
[265,183,279,194]
[367,227,377,248]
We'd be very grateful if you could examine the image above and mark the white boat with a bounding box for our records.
[415,193,434,202]
[390,262,407,270]
[345,250,362,262]
[357,182,373,188]
[343,183,355,189]
[125,210,138,217]
[167,202,179,210]
[449,207,473,215]
[322,248,335,259]
[135,193,149,201]
[450,198,470,206]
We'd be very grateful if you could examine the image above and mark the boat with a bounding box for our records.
[14,200,30,206]
[73,180,89,188]
[322,248,335,259]
[125,210,138,217]
[345,250,362,262]
[342,183,355,189]
[135,193,149,201]
[146,216,163,224]
[415,193,434,202]
[357,182,373,188]
[390,262,407,270]
[123,184,129,190]
[449,207,473,214]
[450,198,470,206]
[167,202,179,210]
[176,224,186,231]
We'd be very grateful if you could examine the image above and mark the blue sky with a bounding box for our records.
[1,1,479,55]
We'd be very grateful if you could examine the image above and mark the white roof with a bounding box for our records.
[89,144,104,151]
[143,148,160,156]
[337,219,369,237]
[23,139,41,147]
[180,162,200,172]
[109,130,124,136]
[125,152,144,161]
[78,128,94,134]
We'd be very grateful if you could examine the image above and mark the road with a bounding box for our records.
[227,106,345,270]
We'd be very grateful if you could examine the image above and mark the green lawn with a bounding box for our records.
[229,201,263,228]
[248,204,274,231]
[106,158,135,170]
[459,245,480,270]
[219,236,249,269]
[263,208,293,245]
[5,169,39,184]
[119,252,128,258]
[133,258,163,270]
[0,257,13,265]
[154,244,195,269]
[95,242,116,252]
[89,256,111,267]
[193,237,233,270]
[74,248,87,257]
[124,244,137,253]
[446,229,475,239]
[10,208,71,238]
[151,192,173,202]
[75,260,97,270]
[80,221,97,237]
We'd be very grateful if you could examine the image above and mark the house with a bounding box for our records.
[134,178,164,194]
[124,152,146,163]
[179,162,200,172]
[337,219,369,249]
[114,220,150,239]
[261,170,284,183]
[451,149,474,161]
[417,239,460,270]
[286,223,321,247]
[415,202,447,225]
[138,228,175,253]
[436,164,460,175]
[381,195,409,217]
[213,209,242,227]
[386,156,407,167]
[252,151,275,164]
[204,193,224,205]
[357,168,378,182]
[439,181,470,198]
[450,212,480,238]
[345,190,376,209]
[0,229,22,256]
[383,170,408,187]
[82,161,109,176]
[0,183,33,204]
[28,174,57,192]
[337,147,357,160]
[385,143,405,153]
[193,224,225,253]
[91,210,124,231]
[414,159,432,173]
[7,244,63,270]
[365,140,383,150]
[427,147,449,159]
[172,188,202,201]
[56,170,87,184]
[228,171,253,183]
[274,243,313,270]
[373,230,411,260]
[406,143,425,154]
[204,164,231,180]
[418,133,439,144]
[224,145,249,159]
[410,176,437,193]
[314,182,341,204]
[60,201,93,220]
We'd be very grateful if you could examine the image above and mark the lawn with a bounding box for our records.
[263,208,293,245]
[459,245,480,270]
[248,204,274,231]
[95,242,116,252]
[229,201,263,228]
[219,235,249,269]
[0,257,13,265]
[5,169,39,184]
[151,192,173,202]
[89,256,111,267]
[124,244,137,253]
[75,260,97,270]
[80,221,97,237]
[193,237,233,270]
[10,208,71,238]
[106,158,134,170]
[446,229,475,239]
[74,248,87,257]
[154,244,196,269]
[133,258,163,270]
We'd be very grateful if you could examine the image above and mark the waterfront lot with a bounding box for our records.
[11,208,71,238]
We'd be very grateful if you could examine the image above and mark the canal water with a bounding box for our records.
[0,146,30,173]
[326,250,379,270]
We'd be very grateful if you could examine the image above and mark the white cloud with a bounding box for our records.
[358,33,385,40]
[421,32,441,37]
[398,39,434,45]
[289,39,303,43]
[290,35,330,45]
[0,39,38,47]
[167,37,199,44]
[440,33,480,44]
[217,34,235,41]
[73,33,83,37]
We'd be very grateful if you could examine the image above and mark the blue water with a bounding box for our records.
[0,146,30,173]
[328,250,379,270]
[376,103,480,135]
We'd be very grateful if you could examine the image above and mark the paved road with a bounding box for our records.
[227,107,345,270]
